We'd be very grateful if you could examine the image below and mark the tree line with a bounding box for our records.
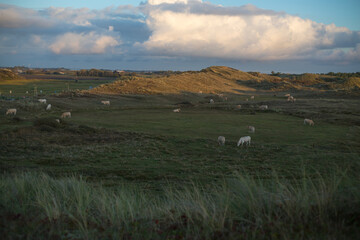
[76,69,127,77]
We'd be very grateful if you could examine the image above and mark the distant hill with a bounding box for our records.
[0,69,23,81]
[87,66,281,95]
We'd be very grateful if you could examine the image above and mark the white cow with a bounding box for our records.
[248,126,255,133]
[55,119,60,123]
[304,118,314,126]
[251,96,255,99]
[38,99,47,104]
[6,108,17,115]
[218,136,226,146]
[61,112,71,118]
[237,136,251,146]
[46,104,51,111]
[209,99,214,104]
[101,100,110,105]
[259,105,268,110]
[173,108,181,113]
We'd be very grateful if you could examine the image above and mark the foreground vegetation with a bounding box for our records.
[1,170,359,239]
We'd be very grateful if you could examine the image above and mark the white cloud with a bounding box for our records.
[49,32,120,54]
[148,0,201,5]
[141,2,360,61]
[46,7,96,26]
[0,5,51,28]
[31,35,44,45]
[108,25,114,31]
[348,44,360,61]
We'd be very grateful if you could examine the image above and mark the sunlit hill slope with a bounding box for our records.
[87,66,282,95]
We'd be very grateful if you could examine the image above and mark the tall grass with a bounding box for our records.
[1,170,359,239]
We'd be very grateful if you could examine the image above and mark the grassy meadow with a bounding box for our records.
[0,76,359,239]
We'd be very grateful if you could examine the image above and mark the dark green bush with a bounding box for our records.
[33,118,61,128]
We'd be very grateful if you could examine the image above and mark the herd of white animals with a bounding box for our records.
[212,93,313,147]
[5,93,315,146]
[5,99,112,121]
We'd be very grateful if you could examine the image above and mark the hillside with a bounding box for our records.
[342,77,360,90]
[0,69,24,81]
[87,66,281,95]
[79,66,360,95]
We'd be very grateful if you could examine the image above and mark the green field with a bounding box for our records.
[0,77,115,97]
[1,78,359,239]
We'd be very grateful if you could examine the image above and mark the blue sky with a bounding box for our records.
[0,0,359,73]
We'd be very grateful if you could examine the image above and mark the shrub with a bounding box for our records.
[33,118,61,128]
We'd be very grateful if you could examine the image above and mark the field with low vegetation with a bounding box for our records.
[0,67,359,239]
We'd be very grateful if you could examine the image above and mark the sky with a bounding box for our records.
[0,0,359,73]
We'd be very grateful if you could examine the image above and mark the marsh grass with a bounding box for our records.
[1,170,359,239]
[1,79,360,239]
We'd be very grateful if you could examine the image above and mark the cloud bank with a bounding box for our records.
[0,1,359,70]
[141,1,360,61]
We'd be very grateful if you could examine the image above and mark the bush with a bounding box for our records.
[66,125,97,134]
[33,118,61,128]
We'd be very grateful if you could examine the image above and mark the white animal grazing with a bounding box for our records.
[6,108,17,115]
[259,105,268,110]
[46,104,51,111]
[218,136,226,146]
[251,96,255,99]
[173,108,181,113]
[101,100,110,105]
[55,119,60,123]
[288,96,295,102]
[61,112,71,118]
[304,118,314,126]
[209,99,214,104]
[248,126,255,133]
[237,136,251,146]
[38,99,47,104]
